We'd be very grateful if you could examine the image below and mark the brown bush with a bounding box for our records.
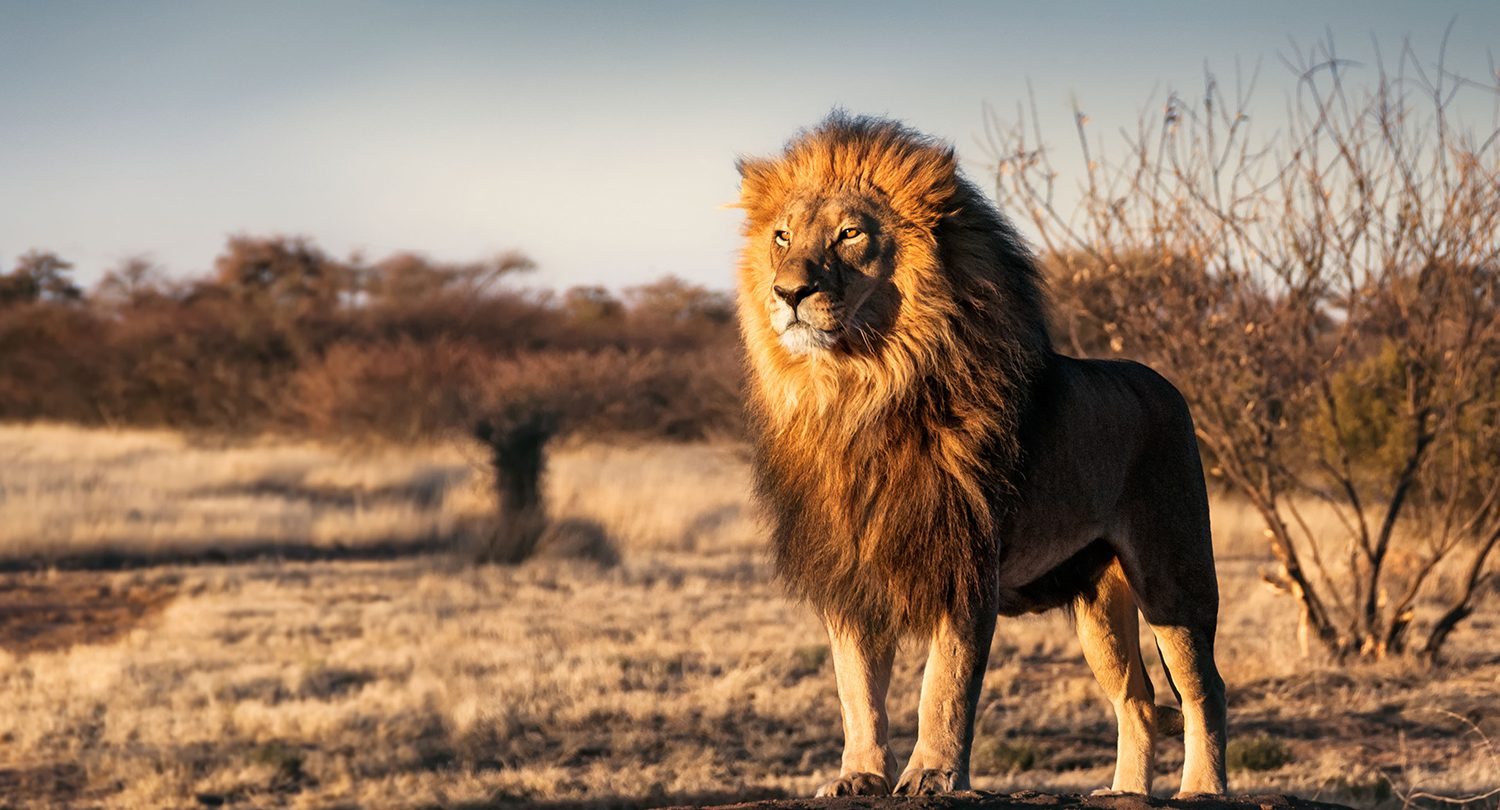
[479,347,742,442]
[0,303,107,423]
[94,295,302,431]
[287,338,494,442]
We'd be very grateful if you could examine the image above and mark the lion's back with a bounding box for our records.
[1020,355,1200,477]
[995,354,1210,609]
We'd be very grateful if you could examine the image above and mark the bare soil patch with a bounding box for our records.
[0,571,177,655]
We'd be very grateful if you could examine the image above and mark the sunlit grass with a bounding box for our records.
[0,424,1494,808]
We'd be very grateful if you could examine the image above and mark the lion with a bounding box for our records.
[733,114,1228,798]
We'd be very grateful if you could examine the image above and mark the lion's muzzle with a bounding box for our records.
[778,321,839,354]
[770,289,842,354]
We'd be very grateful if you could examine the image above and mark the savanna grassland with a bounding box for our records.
[0,425,1495,809]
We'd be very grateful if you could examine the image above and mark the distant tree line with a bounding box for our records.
[0,237,742,441]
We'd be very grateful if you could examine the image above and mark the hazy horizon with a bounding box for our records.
[3,0,1497,291]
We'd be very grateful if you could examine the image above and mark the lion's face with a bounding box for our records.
[761,193,900,356]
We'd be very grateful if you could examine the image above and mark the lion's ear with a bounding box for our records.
[735,156,781,216]
[735,156,764,180]
[888,143,961,227]
[930,145,960,191]
[736,156,773,196]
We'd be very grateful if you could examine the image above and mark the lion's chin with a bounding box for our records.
[778,324,839,355]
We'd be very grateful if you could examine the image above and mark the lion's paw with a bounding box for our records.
[1091,788,1148,797]
[814,771,890,797]
[893,768,960,796]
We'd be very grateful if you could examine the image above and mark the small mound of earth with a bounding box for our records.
[665,792,1353,810]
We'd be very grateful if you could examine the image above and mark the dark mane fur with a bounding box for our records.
[736,114,1054,639]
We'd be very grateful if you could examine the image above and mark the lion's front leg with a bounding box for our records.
[815,620,897,797]
[895,605,997,796]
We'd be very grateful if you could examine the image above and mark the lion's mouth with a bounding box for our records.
[778,321,839,355]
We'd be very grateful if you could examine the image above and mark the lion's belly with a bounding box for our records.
[995,518,1118,588]
[995,534,1119,616]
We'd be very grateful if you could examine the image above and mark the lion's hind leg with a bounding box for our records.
[1118,517,1229,796]
[1074,559,1156,795]
[1145,619,1227,796]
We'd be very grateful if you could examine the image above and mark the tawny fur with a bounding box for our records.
[736,114,1050,639]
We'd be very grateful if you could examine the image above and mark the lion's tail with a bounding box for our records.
[1156,705,1185,737]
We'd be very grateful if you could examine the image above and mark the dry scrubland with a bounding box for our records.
[0,425,1495,809]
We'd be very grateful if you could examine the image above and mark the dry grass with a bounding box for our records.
[0,425,1495,808]
[0,424,759,567]
[0,423,492,565]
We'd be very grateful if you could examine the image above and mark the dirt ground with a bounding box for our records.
[0,572,177,656]
[673,792,1355,810]
[0,572,175,806]
[0,560,1494,809]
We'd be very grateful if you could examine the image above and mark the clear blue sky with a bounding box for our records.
[2,1,1496,290]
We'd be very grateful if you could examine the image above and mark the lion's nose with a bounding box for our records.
[773,282,815,309]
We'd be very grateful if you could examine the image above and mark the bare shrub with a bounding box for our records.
[991,34,1500,661]
[359,250,534,306]
[480,347,743,442]
[0,251,82,304]
[472,408,555,564]
[212,235,351,322]
[92,256,174,309]
[561,285,625,325]
[623,275,735,328]
[0,304,107,423]
[288,338,492,442]
[95,292,300,432]
[471,408,617,567]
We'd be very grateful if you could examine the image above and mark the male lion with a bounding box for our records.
[734,115,1227,798]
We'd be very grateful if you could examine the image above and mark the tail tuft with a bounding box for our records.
[1156,705,1185,737]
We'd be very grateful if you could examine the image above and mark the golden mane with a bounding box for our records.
[736,114,1053,637]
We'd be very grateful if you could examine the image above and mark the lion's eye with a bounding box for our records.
[839,227,864,241]
[774,230,791,247]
